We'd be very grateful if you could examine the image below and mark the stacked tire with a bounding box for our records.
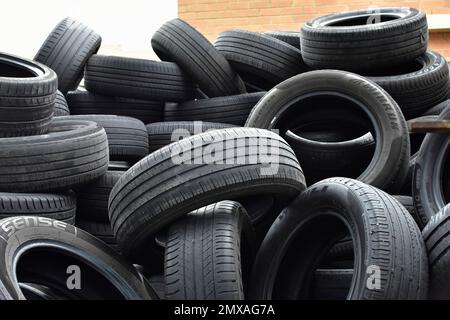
[1,7,449,301]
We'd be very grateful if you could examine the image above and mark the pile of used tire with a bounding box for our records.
[0,7,449,300]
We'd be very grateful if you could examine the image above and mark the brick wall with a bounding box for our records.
[178,0,450,59]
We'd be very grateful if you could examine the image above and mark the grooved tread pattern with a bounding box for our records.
[66,90,164,124]
[35,17,101,94]
[369,51,449,119]
[214,30,308,86]
[54,90,70,116]
[146,121,234,153]
[63,115,149,163]
[0,192,76,222]
[0,53,57,137]
[76,170,124,222]
[151,18,246,97]
[423,204,450,299]
[263,30,301,49]
[108,127,306,263]
[300,8,428,71]
[0,118,109,192]
[165,201,255,300]
[164,92,265,126]
[84,55,195,102]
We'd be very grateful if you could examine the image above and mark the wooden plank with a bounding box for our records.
[408,119,450,133]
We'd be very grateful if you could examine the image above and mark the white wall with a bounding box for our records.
[0,0,178,60]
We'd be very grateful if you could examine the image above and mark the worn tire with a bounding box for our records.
[249,178,428,300]
[263,30,301,49]
[368,51,449,119]
[301,7,428,71]
[66,90,164,124]
[109,127,306,265]
[146,121,234,153]
[62,115,148,163]
[54,91,70,116]
[151,18,246,97]
[393,195,419,226]
[214,30,308,88]
[84,55,195,102]
[76,220,119,252]
[164,92,265,126]
[35,17,101,94]
[0,118,109,192]
[423,99,450,116]
[246,70,410,193]
[0,216,155,299]
[413,105,450,228]
[76,170,124,222]
[283,105,375,185]
[0,192,76,225]
[423,204,450,299]
[0,53,57,137]
[164,201,256,300]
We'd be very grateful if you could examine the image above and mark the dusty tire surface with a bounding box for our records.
[249,178,428,300]
[151,18,246,97]
[0,118,109,192]
[246,70,410,193]
[34,17,101,94]
[66,90,164,124]
[109,127,306,265]
[0,53,57,137]
[164,201,256,300]
[84,55,195,102]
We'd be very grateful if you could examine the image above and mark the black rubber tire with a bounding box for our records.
[164,92,265,126]
[76,220,119,252]
[146,121,234,153]
[62,115,149,163]
[164,201,256,300]
[321,237,354,268]
[311,269,353,300]
[423,204,450,299]
[413,105,450,228]
[284,128,374,185]
[263,30,301,49]
[34,17,101,94]
[84,55,195,102]
[0,192,76,225]
[66,90,164,124]
[0,216,155,299]
[398,152,418,197]
[246,70,410,193]
[248,178,428,300]
[76,170,124,222]
[301,7,428,71]
[214,30,308,88]
[54,90,70,116]
[0,53,57,137]
[147,274,165,299]
[393,195,420,226]
[109,127,306,265]
[151,18,246,97]
[0,118,109,193]
[423,99,450,116]
[367,51,449,119]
